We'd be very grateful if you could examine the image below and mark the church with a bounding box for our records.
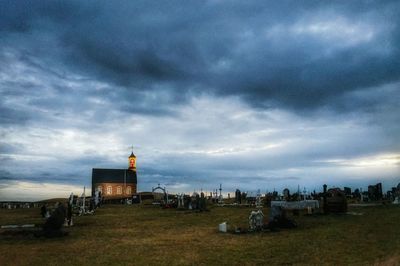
[91,152,137,198]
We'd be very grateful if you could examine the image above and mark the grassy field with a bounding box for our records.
[0,204,399,265]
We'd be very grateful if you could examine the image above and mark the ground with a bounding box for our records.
[0,204,399,265]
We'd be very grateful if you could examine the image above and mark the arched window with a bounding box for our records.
[126,186,131,195]
[107,186,112,195]
[97,186,102,194]
[117,186,122,194]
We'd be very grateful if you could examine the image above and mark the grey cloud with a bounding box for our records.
[0,106,31,125]
[0,169,14,181]
[0,142,23,154]
[0,158,91,185]
[1,1,399,113]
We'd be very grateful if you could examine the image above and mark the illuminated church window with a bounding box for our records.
[107,186,112,195]
[117,186,122,194]
[126,186,131,194]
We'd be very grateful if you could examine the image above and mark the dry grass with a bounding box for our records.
[374,255,400,266]
[0,204,399,265]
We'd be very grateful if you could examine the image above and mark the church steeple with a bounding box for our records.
[128,149,136,171]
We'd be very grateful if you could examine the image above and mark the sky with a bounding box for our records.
[0,0,399,201]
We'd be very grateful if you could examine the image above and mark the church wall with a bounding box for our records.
[94,182,137,197]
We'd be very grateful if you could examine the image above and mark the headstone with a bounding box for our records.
[41,203,67,237]
[40,204,47,218]
[326,188,348,213]
[248,210,264,231]
[393,197,400,204]
[235,189,241,204]
[69,193,74,205]
[267,205,297,230]
[80,187,86,215]
[199,192,207,211]
[187,195,193,210]
[67,202,73,226]
[323,184,328,214]
[219,222,227,233]
[269,205,282,222]
[213,189,218,203]
[177,194,184,209]
[184,196,191,209]
[283,188,290,201]
[218,194,224,204]
[191,192,199,209]
[241,192,247,204]
[195,193,200,210]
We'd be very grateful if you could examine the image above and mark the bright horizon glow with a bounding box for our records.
[316,154,400,168]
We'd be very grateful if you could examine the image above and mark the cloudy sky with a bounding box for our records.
[0,1,399,201]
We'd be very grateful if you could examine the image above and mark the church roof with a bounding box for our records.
[129,152,136,157]
[92,168,137,184]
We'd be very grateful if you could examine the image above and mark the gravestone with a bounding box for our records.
[69,193,74,205]
[324,186,348,213]
[219,222,227,233]
[235,189,241,204]
[40,204,47,218]
[195,193,200,210]
[187,196,192,210]
[241,192,247,204]
[191,192,199,209]
[67,202,73,226]
[199,192,207,211]
[267,205,297,230]
[248,210,264,231]
[177,194,185,209]
[41,203,68,237]
[283,188,290,201]
[269,205,282,222]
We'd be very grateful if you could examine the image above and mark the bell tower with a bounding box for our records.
[128,150,136,171]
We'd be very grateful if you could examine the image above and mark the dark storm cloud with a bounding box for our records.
[0,170,14,181]
[1,0,399,113]
[0,105,30,125]
[0,153,106,185]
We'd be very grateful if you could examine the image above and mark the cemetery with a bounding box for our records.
[1,190,400,265]
[1,154,399,264]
